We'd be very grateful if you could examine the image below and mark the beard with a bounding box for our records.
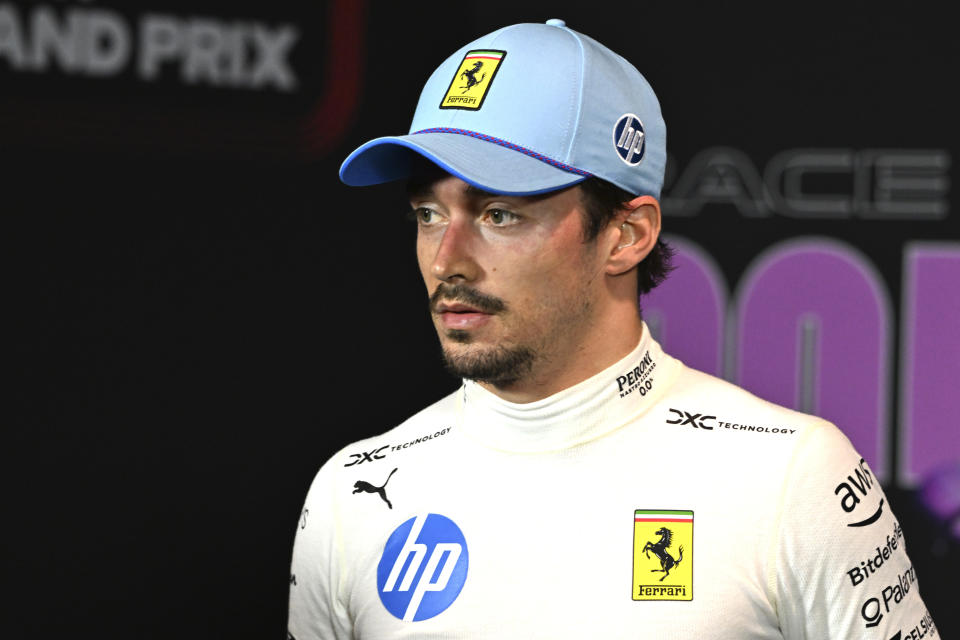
[429,283,535,386]
[441,340,535,386]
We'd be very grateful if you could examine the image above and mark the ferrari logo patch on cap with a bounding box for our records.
[439,49,506,110]
[633,509,694,601]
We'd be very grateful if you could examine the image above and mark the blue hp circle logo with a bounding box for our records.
[377,514,468,622]
[613,113,646,166]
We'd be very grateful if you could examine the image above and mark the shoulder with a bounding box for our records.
[302,388,461,494]
[662,368,886,540]
[661,364,829,441]
[666,363,883,526]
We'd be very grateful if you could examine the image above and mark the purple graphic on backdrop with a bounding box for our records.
[643,235,727,377]
[642,234,958,488]
[919,461,960,540]
[734,238,891,480]
[900,243,960,485]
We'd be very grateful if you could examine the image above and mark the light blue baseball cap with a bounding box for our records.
[339,19,666,198]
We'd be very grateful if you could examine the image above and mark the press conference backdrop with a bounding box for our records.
[8,0,958,637]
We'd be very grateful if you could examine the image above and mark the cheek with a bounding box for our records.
[416,234,436,284]
[514,232,597,291]
[505,253,592,315]
[501,225,580,274]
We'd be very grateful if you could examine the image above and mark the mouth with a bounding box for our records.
[429,284,505,332]
[435,301,494,330]
[437,302,484,314]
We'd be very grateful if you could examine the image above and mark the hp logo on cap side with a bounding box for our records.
[613,113,646,166]
[377,513,469,622]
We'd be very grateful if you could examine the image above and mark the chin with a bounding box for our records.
[439,340,535,385]
[442,328,474,344]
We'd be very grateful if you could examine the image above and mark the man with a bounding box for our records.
[289,20,936,638]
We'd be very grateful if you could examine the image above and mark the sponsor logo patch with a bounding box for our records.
[665,408,798,435]
[391,427,453,453]
[377,513,469,621]
[633,509,693,601]
[343,427,453,467]
[353,468,399,509]
[834,457,884,527]
[344,445,389,466]
[846,520,904,587]
[613,113,646,166]
[615,349,656,398]
[439,49,506,110]
[860,564,918,628]
[889,607,938,639]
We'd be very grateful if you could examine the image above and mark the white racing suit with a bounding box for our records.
[289,326,935,639]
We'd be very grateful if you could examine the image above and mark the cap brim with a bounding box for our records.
[338,132,587,196]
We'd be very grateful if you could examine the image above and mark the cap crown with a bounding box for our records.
[409,22,666,197]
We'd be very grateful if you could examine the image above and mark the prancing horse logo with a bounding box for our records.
[459,61,486,93]
[642,527,684,581]
[353,468,398,509]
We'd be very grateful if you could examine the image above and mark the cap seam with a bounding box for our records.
[564,28,587,164]
[411,127,592,177]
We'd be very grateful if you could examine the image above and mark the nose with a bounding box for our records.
[427,216,480,283]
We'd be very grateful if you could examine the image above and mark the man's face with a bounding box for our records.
[409,172,611,388]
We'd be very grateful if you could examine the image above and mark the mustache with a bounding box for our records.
[429,283,506,314]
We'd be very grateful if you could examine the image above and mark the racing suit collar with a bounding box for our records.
[458,322,681,453]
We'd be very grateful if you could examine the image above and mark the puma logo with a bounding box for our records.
[353,468,398,509]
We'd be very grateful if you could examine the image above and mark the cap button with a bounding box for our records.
[545,18,566,27]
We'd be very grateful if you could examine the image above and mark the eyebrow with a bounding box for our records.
[405,180,433,199]
[406,180,502,201]
[463,184,500,199]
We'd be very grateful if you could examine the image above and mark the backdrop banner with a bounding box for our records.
[7,1,958,637]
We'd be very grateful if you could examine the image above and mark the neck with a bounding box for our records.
[459,323,681,453]
[479,309,645,403]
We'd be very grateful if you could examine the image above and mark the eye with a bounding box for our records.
[485,208,520,226]
[408,206,442,225]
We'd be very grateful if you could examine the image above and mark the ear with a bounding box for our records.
[605,195,662,276]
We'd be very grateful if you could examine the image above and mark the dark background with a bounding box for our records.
[8,0,958,637]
